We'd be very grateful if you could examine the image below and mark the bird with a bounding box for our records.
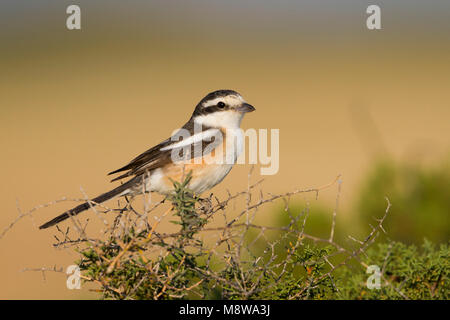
[39,89,255,229]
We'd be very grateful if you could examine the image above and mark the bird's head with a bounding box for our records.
[191,90,255,129]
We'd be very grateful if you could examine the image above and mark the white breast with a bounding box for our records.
[188,163,234,194]
[144,113,245,195]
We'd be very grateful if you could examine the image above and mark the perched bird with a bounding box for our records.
[39,90,255,229]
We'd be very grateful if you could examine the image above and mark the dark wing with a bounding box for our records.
[108,122,222,182]
[108,138,173,182]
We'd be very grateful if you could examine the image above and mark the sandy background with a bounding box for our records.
[0,1,449,299]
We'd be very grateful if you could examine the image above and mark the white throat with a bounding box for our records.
[194,111,244,129]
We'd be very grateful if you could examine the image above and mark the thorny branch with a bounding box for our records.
[3,171,405,299]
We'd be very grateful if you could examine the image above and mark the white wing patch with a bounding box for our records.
[160,128,221,151]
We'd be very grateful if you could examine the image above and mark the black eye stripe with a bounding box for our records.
[202,102,227,114]
[204,106,218,113]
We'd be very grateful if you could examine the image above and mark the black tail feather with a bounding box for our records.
[39,178,138,229]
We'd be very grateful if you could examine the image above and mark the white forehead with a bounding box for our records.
[202,94,244,108]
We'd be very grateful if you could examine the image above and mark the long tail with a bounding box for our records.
[39,177,139,229]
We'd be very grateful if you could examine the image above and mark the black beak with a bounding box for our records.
[236,103,255,113]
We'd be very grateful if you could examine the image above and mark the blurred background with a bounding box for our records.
[0,0,449,299]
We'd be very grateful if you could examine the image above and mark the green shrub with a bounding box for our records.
[356,159,450,243]
[71,174,448,300]
[337,240,449,300]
